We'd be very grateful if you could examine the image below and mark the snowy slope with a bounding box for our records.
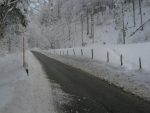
[28,0,150,49]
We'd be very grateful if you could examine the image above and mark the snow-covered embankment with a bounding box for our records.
[0,52,56,113]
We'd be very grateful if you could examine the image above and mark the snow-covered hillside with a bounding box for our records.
[27,0,150,49]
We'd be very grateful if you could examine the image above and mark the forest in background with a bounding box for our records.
[1,0,150,51]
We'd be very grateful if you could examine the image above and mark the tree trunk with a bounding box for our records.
[122,3,125,44]
[91,13,94,43]
[132,0,136,27]
[81,15,84,46]
[87,7,89,35]
[139,0,143,30]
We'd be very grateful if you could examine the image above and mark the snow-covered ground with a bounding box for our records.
[52,42,150,72]
[41,42,150,101]
[0,52,57,113]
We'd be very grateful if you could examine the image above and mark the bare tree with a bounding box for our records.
[122,2,125,44]
[86,7,89,35]
[64,7,73,41]
[132,0,136,27]
[90,9,94,43]
[57,0,62,19]
[139,0,143,30]
[81,14,84,46]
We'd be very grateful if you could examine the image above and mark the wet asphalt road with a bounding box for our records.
[33,51,150,113]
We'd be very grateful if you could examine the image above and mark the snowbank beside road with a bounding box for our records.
[0,52,56,113]
[0,52,33,113]
[52,42,150,72]
[27,52,57,113]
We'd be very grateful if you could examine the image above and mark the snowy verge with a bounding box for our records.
[50,42,150,72]
[27,51,57,113]
[41,51,150,101]
[0,51,56,113]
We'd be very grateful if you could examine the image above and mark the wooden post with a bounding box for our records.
[120,54,123,66]
[73,49,75,56]
[81,49,83,56]
[139,57,142,70]
[67,50,68,56]
[55,51,57,55]
[23,37,25,67]
[91,49,94,59]
[107,51,109,63]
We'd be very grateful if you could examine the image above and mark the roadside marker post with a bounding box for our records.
[67,50,68,56]
[81,49,83,56]
[73,49,75,56]
[107,51,109,63]
[139,57,142,70]
[120,54,123,66]
[91,49,94,59]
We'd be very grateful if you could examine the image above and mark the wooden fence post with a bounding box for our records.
[91,49,94,59]
[81,49,83,56]
[120,54,123,66]
[139,57,142,70]
[107,51,109,63]
[73,49,75,55]
[67,50,68,56]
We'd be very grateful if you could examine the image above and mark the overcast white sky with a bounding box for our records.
[29,0,49,13]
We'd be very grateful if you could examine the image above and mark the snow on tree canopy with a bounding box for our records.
[0,0,29,51]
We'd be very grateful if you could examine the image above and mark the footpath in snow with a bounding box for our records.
[0,51,56,113]
[41,42,150,101]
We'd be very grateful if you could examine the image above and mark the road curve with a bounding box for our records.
[33,51,150,113]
